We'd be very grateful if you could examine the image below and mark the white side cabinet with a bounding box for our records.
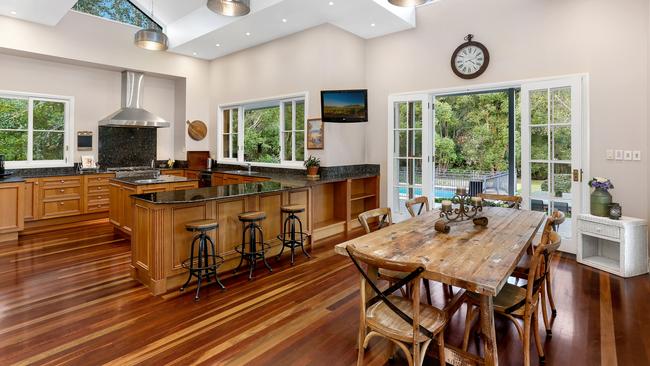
[577,214,648,277]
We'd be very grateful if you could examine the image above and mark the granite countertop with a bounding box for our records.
[111,174,199,186]
[0,176,25,183]
[132,169,379,205]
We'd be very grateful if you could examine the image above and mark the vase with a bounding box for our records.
[590,187,612,217]
[307,166,319,176]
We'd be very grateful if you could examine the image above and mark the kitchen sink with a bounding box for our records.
[134,179,166,184]
[223,170,260,175]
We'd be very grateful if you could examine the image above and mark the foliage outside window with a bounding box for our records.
[72,0,162,30]
[0,95,70,167]
[220,96,306,166]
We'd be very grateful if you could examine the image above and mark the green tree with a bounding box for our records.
[73,0,161,30]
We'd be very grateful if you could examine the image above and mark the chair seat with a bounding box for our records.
[379,268,408,281]
[281,204,305,214]
[467,283,528,316]
[366,295,446,343]
[185,219,218,231]
[238,211,266,222]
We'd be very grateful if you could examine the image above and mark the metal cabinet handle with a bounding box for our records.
[60,180,65,183]
[60,189,65,193]
[98,196,102,199]
[59,202,64,205]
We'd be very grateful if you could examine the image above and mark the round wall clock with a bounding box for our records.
[451,34,490,79]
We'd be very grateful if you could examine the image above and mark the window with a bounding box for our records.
[72,0,162,30]
[219,95,307,167]
[0,93,73,168]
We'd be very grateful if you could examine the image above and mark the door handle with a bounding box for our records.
[572,169,583,182]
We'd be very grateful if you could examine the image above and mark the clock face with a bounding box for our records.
[454,45,485,76]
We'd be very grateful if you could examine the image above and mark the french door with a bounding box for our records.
[387,94,434,221]
[521,77,584,253]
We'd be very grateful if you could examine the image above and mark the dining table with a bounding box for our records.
[335,206,547,366]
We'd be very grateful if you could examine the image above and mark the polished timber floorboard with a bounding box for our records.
[0,222,649,365]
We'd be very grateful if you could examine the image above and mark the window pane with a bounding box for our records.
[551,87,571,124]
[33,131,64,160]
[396,102,407,129]
[409,129,422,158]
[531,162,549,197]
[0,131,27,161]
[296,101,305,131]
[283,132,293,161]
[223,109,230,133]
[552,163,572,196]
[295,132,305,161]
[33,100,65,131]
[0,98,28,129]
[530,126,548,160]
[284,102,293,131]
[413,101,422,129]
[72,0,162,30]
[552,126,571,161]
[222,135,230,158]
[529,89,548,125]
[244,106,280,163]
[232,133,238,157]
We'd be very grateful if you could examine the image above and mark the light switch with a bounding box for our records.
[624,150,632,160]
[606,149,614,160]
[633,151,642,161]
[615,150,624,160]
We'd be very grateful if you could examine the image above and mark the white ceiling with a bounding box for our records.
[0,0,423,60]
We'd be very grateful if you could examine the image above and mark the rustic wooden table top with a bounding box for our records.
[335,207,546,296]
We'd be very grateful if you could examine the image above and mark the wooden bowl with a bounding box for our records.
[187,120,207,141]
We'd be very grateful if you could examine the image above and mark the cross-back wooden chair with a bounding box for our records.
[478,193,523,209]
[346,245,447,366]
[462,218,560,366]
[405,196,454,299]
[358,207,392,233]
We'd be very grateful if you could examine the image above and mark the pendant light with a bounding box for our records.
[134,0,168,51]
[207,0,251,17]
[388,0,429,6]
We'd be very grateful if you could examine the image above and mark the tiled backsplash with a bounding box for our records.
[99,127,156,168]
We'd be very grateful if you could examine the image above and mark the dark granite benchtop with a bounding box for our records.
[7,168,113,178]
[132,169,380,205]
[0,176,25,183]
[110,175,199,186]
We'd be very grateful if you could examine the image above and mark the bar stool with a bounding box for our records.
[235,211,272,280]
[276,204,310,265]
[180,219,225,301]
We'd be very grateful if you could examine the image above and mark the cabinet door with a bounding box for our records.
[211,173,224,186]
[109,183,122,226]
[121,185,137,233]
[172,182,199,191]
[184,170,200,180]
[24,179,38,221]
[138,184,170,194]
[223,175,242,185]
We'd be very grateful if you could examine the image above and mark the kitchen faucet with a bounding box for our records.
[240,162,252,173]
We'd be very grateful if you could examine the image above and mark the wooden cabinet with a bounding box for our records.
[39,176,82,219]
[161,169,185,177]
[210,173,270,186]
[23,179,39,221]
[110,179,199,235]
[184,170,201,180]
[0,181,25,243]
[84,173,114,214]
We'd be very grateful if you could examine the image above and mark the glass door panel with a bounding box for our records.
[521,79,582,253]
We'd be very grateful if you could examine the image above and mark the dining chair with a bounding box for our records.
[346,244,447,366]
[461,218,559,366]
[405,196,454,299]
[478,193,523,209]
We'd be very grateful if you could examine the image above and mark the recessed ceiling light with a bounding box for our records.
[329,1,334,5]
[10,11,17,15]
[216,43,221,47]
[245,32,251,36]
[192,52,197,56]
[371,23,376,27]
[282,18,287,23]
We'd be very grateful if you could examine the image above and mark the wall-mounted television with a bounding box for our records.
[321,89,368,123]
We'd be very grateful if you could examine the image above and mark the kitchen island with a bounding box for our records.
[130,181,311,295]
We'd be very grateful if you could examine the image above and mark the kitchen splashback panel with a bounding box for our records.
[99,127,156,168]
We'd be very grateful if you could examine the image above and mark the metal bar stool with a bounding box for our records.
[235,211,272,280]
[276,204,310,265]
[180,219,225,301]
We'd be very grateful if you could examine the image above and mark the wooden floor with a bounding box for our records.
[0,222,649,365]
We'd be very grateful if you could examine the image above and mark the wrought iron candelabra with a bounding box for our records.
[439,187,486,225]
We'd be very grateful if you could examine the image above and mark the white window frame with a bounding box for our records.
[220,107,239,163]
[0,90,74,169]
[217,92,308,169]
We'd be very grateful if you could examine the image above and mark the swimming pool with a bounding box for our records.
[398,187,456,199]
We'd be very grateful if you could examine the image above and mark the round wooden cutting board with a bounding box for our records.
[187,120,207,141]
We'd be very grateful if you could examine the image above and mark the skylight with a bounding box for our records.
[72,0,162,30]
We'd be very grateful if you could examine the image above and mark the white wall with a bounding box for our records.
[0,52,176,161]
[208,24,367,166]
[365,0,649,220]
[0,11,212,159]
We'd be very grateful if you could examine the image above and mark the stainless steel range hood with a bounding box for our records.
[99,71,170,128]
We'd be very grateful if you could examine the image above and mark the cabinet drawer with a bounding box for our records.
[88,192,108,202]
[41,177,82,188]
[42,186,81,198]
[87,185,110,194]
[579,220,620,239]
[87,200,109,213]
[86,175,114,186]
[42,199,82,218]
[172,183,199,191]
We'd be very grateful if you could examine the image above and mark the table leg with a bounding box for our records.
[480,294,499,366]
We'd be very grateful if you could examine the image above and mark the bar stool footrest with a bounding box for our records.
[277,232,309,246]
[235,242,271,256]
[181,255,225,271]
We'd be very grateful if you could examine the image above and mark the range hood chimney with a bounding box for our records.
[99,71,170,128]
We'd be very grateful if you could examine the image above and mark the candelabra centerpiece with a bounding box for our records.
[436,188,488,231]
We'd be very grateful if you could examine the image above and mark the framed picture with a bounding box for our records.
[307,118,324,150]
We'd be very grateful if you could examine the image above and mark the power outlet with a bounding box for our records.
[615,150,624,160]
[624,150,633,161]
[606,149,614,160]
[633,151,642,161]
